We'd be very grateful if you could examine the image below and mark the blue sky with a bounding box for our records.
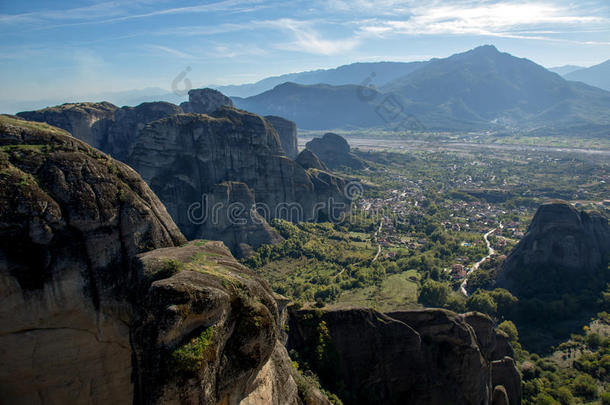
[1,0,609,103]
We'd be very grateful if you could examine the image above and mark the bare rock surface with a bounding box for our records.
[181,88,234,114]
[0,115,325,405]
[288,307,522,405]
[265,115,298,158]
[305,132,365,170]
[496,200,610,296]
[128,107,350,255]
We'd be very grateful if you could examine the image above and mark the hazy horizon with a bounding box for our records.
[1,0,610,107]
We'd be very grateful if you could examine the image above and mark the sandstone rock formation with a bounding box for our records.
[0,115,327,405]
[17,101,182,162]
[128,107,350,255]
[0,114,184,404]
[265,115,298,158]
[194,181,283,258]
[180,88,234,114]
[288,307,521,405]
[17,92,346,257]
[496,200,610,296]
[105,101,182,161]
[296,149,329,171]
[17,101,118,151]
[305,132,365,170]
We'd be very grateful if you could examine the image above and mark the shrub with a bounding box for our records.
[170,326,215,377]
[467,291,497,315]
[419,280,450,307]
[498,320,519,343]
[571,374,598,399]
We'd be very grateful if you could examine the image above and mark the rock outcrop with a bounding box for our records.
[288,307,521,405]
[305,132,365,170]
[105,102,183,161]
[128,107,350,255]
[0,114,184,404]
[181,88,234,114]
[496,200,610,296]
[0,115,327,405]
[17,101,118,151]
[296,149,328,171]
[265,115,298,158]
[17,101,182,163]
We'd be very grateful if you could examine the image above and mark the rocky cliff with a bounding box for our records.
[287,307,521,405]
[496,200,610,296]
[17,101,182,162]
[265,115,298,158]
[16,92,341,256]
[17,101,118,151]
[305,132,365,170]
[296,149,329,171]
[0,115,327,405]
[181,88,234,114]
[128,107,350,255]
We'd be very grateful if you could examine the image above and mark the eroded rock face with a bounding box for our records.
[0,115,184,404]
[296,149,328,171]
[132,241,281,404]
[265,115,298,158]
[192,181,283,258]
[181,88,234,114]
[17,102,118,151]
[305,132,365,170]
[0,115,325,405]
[17,101,182,163]
[288,307,522,405]
[128,107,350,256]
[496,201,610,296]
[106,102,183,161]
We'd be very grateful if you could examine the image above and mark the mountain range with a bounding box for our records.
[215,61,426,98]
[564,59,610,91]
[233,45,610,132]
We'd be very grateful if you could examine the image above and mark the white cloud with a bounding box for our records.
[147,45,194,59]
[269,19,361,55]
[355,1,610,41]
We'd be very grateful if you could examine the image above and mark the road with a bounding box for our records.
[459,224,502,296]
[372,220,383,262]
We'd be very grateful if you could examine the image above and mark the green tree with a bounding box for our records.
[571,374,598,399]
[419,280,450,307]
[467,291,498,315]
[498,320,519,343]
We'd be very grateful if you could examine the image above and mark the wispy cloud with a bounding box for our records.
[355,1,610,42]
[269,19,361,55]
[0,0,268,29]
[147,45,194,59]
